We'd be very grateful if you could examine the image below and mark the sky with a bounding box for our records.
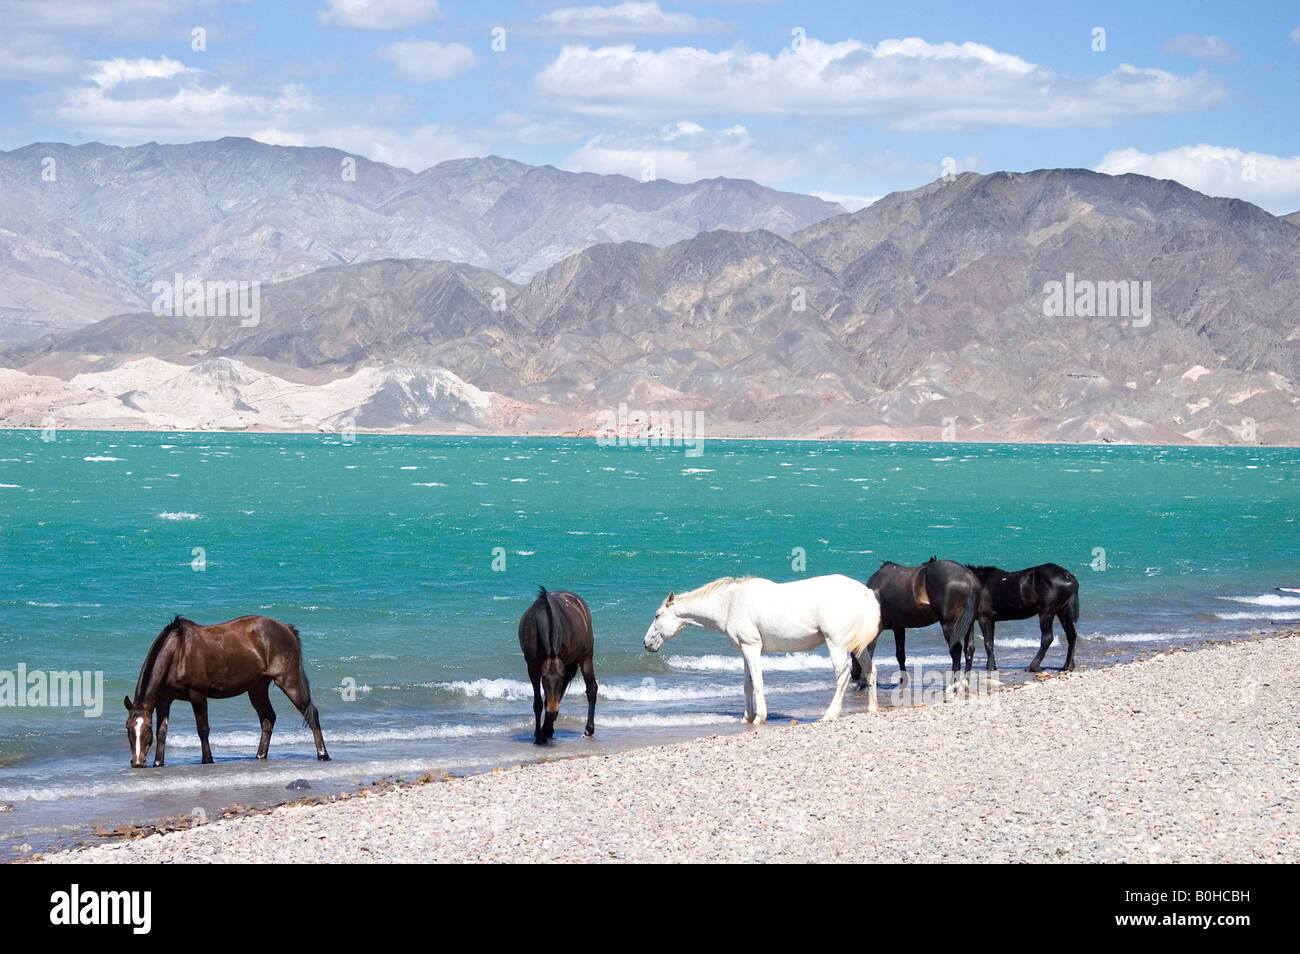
[1,0,1298,213]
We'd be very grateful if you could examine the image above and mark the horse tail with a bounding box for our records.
[955,587,976,646]
[282,621,318,727]
[847,588,881,656]
[1069,585,1080,623]
[538,586,560,659]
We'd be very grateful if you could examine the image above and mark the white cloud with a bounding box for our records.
[318,0,440,30]
[85,56,196,89]
[1291,26,1300,45]
[377,40,477,81]
[40,55,485,172]
[1162,34,1238,63]
[537,2,726,37]
[535,37,1227,129]
[564,120,851,186]
[1095,145,1300,212]
[0,1,215,37]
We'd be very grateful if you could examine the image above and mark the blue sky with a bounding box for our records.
[1,0,1298,212]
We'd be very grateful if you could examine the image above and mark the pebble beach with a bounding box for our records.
[45,634,1298,864]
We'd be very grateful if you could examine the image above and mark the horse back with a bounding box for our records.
[172,616,301,693]
[519,590,592,663]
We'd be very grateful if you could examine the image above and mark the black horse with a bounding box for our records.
[966,564,1081,672]
[518,587,597,744]
[851,559,980,689]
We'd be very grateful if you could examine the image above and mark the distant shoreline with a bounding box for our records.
[0,425,1292,449]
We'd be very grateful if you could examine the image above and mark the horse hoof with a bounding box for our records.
[318,754,330,761]
[583,729,594,737]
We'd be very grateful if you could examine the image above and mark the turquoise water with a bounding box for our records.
[1,431,1297,853]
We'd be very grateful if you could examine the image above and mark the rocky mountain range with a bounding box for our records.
[3,159,1299,444]
[0,138,840,340]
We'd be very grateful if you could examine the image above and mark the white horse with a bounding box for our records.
[643,574,883,723]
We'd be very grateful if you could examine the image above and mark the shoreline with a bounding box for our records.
[39,632,1299,864]
[0,425,1294,449]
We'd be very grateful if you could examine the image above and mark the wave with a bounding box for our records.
[0,755,472,804]
[163,723,503,749]
[431,677,819,703]
[664,653,829,673]
[82,456,122,462]
[597,713,738,728]
[1213,611,1300,621]
[157,511,201,520]
[1218,594,1300,607]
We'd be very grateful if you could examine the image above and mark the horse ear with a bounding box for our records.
[123,695,133,712]
[666,591,675,604]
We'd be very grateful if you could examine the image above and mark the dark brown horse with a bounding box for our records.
[123,615,329,767]
[519,588,596,745]
[851,559,980,688]
[965,564,1081,672]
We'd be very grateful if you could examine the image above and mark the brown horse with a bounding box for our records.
[518,588,596,745]
[123,615,329,767]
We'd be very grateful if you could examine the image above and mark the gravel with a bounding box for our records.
[47,635,1299,863]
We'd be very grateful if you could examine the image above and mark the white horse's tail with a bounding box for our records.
[846,593,881,656]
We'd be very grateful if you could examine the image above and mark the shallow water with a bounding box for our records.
[1,432,1297,855]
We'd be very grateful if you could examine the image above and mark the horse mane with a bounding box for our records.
[965,564,999,573]
[133,615,190,702]
[675,576,753,604]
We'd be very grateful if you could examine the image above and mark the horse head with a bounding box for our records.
[123,696,155,768]
[644,591,687,651]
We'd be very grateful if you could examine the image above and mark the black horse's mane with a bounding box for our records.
[133,615,190,702]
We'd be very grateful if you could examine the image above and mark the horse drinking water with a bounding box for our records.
[519,588,597,744]
[123,615,330,767]
[643,575,882,722]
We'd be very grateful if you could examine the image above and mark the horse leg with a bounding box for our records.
[527,659,544,744]
[943,628,964,701]
[894,628,908,687]
[273,671,330,761]
[580,655,597,737]
[190,694,213,764]
[249,678,276,759]
[821,642,852,722]
[850,652,864,689]
[154,698,172,768]
[852,642,879,714]
[742,656,755,722]
[980,618,997,671]
[1058,610,1079,672]
[740,640,767,724]
[1027,614,1054,672]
